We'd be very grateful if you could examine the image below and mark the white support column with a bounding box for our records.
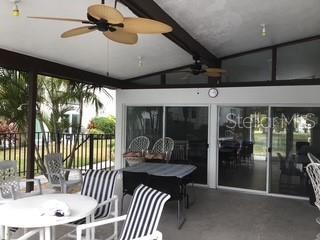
[208,104,218,188]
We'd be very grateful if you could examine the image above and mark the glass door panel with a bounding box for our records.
[165,107,208,184]
[269,107,320,196]
[218,106,268,191]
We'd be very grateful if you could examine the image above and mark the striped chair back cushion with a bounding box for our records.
[81,169,118,219]
[119,184,170,240]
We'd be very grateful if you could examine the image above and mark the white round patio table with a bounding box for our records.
[0,194,97,240]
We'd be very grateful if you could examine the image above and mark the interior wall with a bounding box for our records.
[115,85,320,188]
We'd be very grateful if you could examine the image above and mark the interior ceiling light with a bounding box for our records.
[10,0,21,16]
[260,24,267,37]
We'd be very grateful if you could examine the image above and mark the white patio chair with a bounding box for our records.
[306,163,320,225]
[152,137,175,161]
[128,136,150,153]
[76,184,170,240]
[0,160,42,240]
[63,169,119,240]
[0,160,42,201]
[308,153,320,164]
[44,153,82,193]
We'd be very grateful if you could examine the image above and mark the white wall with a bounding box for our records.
[115,85,320,188]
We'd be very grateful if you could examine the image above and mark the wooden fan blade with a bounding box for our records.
[123,17,173,34]
[87,4,123,24]
[61,26,96,38]
[206,68,226,73]
[206,72,222,77]
[28,16,91,24]
[103,29,138,45]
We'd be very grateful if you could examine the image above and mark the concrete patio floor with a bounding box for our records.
[14,187,320,240]
[157,188,319,240]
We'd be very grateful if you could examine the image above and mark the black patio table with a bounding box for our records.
[122,162,197,178]
[121,162,197,229]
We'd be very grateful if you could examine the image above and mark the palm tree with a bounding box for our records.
[65,82,112,171]
[0,68,29,132]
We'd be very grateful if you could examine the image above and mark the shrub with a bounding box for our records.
[88,116,116,135]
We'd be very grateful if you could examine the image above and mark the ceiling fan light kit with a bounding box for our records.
[172,56,226,80]
[10,0,21,16]
[28,0,173,45]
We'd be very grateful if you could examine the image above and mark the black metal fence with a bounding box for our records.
[0,132,115,176]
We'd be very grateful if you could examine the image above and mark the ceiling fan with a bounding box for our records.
[28,0,173,45]
[172,57,226,79]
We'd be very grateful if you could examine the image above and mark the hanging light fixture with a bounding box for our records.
[260,24,267,37]
[10,0,21,16]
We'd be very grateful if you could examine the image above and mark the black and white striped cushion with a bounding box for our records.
[75,169,118,224]
[119,184,170,240]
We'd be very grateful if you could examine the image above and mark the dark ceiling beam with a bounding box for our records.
[120,0,219,66]
[0,48,123,89]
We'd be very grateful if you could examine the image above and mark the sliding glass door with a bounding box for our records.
[166,107,208,184]
[126,106,209,184]
[218,106,268,191]
[218,105,319,197]
[269,107,320,197]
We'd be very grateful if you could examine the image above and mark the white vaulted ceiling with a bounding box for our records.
[154,0,320,57]
[0,0,192,79]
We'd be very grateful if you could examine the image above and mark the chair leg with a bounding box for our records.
[177,200,185,229]
[4,226,10,240]
[114,198,119,240]
[90,214,95,240]
[0,225,4,240]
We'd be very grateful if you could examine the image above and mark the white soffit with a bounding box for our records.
[155,0,320,56]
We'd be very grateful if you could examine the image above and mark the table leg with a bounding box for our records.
[44,227,51,240]
[4,226,10,240]
[51,226,55,240]
[0,225,4,240]
[39,228,45,240]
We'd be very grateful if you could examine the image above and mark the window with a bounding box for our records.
[221,50,272,83]
[132,75,161,85]
[277,39,320,81]
[165,69,208,85]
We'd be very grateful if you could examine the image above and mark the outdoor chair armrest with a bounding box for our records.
[97,195,118,208]
[76,215,127,240]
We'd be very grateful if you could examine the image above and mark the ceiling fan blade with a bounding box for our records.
[103,29,138,45]
[206,72,222,77]
[28,16,91,24]
[122,17,173,34]
[61,26,96,38]
[87,4,123,24]
[206,68,226,73]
